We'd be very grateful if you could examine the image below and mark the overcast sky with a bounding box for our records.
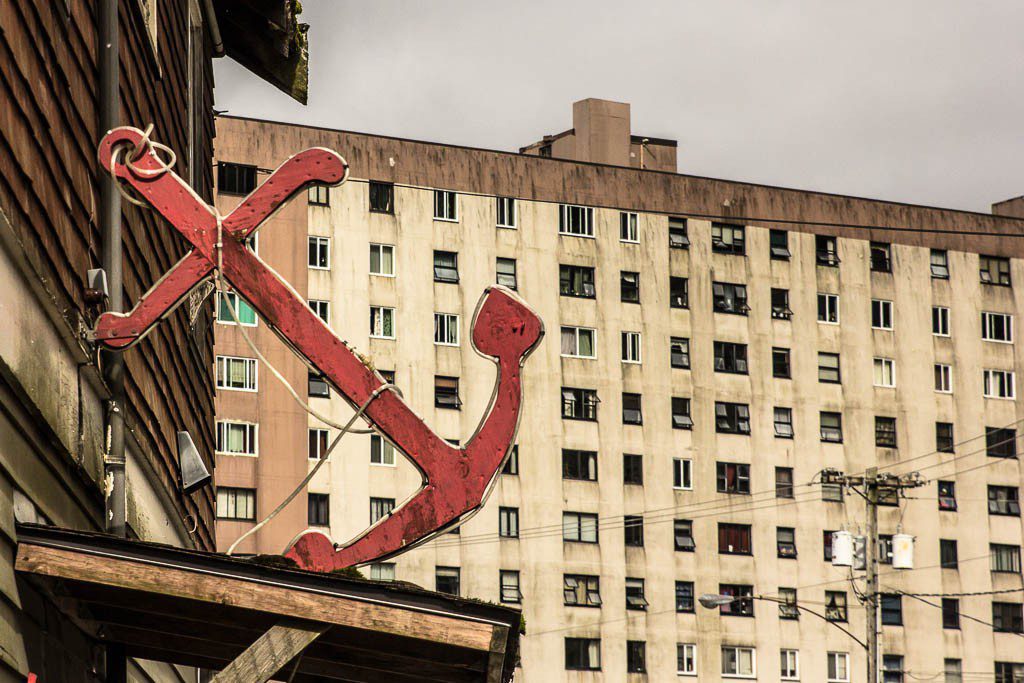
[214,0,1023,213]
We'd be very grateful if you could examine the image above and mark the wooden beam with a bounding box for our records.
[210,620,326,683]
[485,626,510,683]
[15,542,495,652]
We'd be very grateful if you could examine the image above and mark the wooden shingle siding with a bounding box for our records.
[0,0,216,548]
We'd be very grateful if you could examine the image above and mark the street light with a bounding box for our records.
[698,593,868,650]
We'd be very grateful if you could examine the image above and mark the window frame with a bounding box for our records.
[216,486,256,521]
[216,291,258,326]
[499,570,521,604]
[669,216,690,249]
[215,420,258,456]
[769,230,791,260]
[561,387,599,421]
[496,196,516,228]
[817,293,840,324]
[714,341,749,375]
[564,637,601,671]
[433,190,458,222]
[716,462,751,494]
[711,222,746,255]
[670,337,691,369]
[619,211,639,243]
[934,364,953,393]
[433,312,460,347]
[559,264,596,298]
[980,254,1011,286]
[370,434,396,466]
[930,249,949,279]
[983,369,1016,399]
[369,305,396,339]
[818,352,842,384]
[496,257,518,290]
[712,281,749,315]
[670,276,689,309]
[721,645,756,678]
[369,243,396,276]
[982,311,1014,343]
[558,204,595,238]
[368,181,395,214]
[499,506,519,538]
[215,355,258,392]
[620,270,640,303]
[562,449,598,482]
[562,511,599,543]
[309,299,330,324]
[560,326,596,359]
[308,236,331,270]
[932,306,951,336]
[432,250,459,284]
[673,458,693,490]
[871,298,894,330]
[621,331,642,364]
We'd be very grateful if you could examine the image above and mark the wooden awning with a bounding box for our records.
[15,525,519,682]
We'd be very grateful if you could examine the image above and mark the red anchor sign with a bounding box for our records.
[94,127,544,569]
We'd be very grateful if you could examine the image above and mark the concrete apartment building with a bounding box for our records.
[212,101,1024,682]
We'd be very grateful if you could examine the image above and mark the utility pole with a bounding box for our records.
[819,467,926,683]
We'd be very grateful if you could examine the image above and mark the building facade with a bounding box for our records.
[213,105,1024,682]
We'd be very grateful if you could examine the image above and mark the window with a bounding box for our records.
[625,577,648,610]
[562,512,599,543]
[993,603,1023,633]
[620,212,639,242]
[307,236,330,270]
[770,230,791,260]
[623,454,643,485]
[771,288,792,319]
[562,387,599,421]
[499,570,521,604]
[496,257,517,289]
[716,402,751,434]
[825,591,848,622]
[369,243,395,276]
[780,649,799,681]
[935,364,953,393]
[942,660,962,683]
[564,638,600,671]
[308,428,328,460]
[982,312,1015,345]
[216,356,257,391]
[713,281,749,315]
[433,313,459,346]
[876,416,897,448]
[433,250,459,283]
[987,427,1018,458]
[626,641,646,673]
[499,507,519,538]
[673,458,692,490]
[368,181,394,213]
[308,299,330,324]
[984,369,1016,399]
[369,434,395,466]
[670,276,689,308]
[216,487,255,521]
[931,249,950,279]
[562,449,598,481]
[712,222,745,255]
[820,412,843,443]
[720,584,754,617]
[560,326,596,359]
[988,485,1020,516]
[774,408,794,439]
[778,587,799,619]
[940,539,958,569]
[559,265,596,298]
[870,241,892,272]
[980,255,1011,286]
[827,652,850,682]
[369,497,394,524]
[308,493,329,526]
[942,598,960,629]
[433,190,457,221]
[714,341,749,374]
[719,523,752,555]
[717,462,751,494]
[620,271,640,303]
[563,574,601,607]
[369,305,395,338]
[816,235,840,266]
[621,331,641,363]
[938,481,957,511]
[996,663,1024,683]
[881,594,902,625]
[677,643,697,675]
[435,566,460,595]
[671,337,691,368]
[308,372,329,398]
[558,204,594,237]
[675,581,695,612]
[932,306,950,336]
[872,299,894,329]
[674,519,696,552]
[722,645,756,677]
[622,393,643,425]
[817,293,839,323]
[772,347,791,379]
[496,197,516,228]
[777,527,797,558]
[216,421,257,456]
[883,656,904,683]
[936,423,955,453]
[218,162,257,195]
[502,445,518,475]
[434,376,461,409]
[216,291,257,326]
[669,216,690,249]
[369,563,395,581]
[991,544,1022,573]
[776,467,794,498]
[818,352,841,383]
[308,184,329,206]
[624,516,644,547]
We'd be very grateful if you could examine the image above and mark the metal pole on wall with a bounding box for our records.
[865,467,879,683]
[99,0,126,538]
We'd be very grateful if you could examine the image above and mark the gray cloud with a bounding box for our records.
[214,0,1024,212]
